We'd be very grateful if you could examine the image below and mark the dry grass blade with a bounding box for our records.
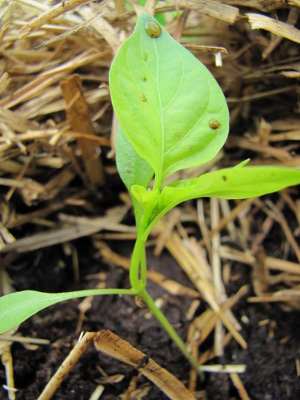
[210,197,224,356]
[230,372,251,400]
[182,0,239,24]
[265,199,300,263]
[88,385,105,400]
[1,348,15,400]
[38,332,95,400]
[33,2,109,51]
[199,364,246,373]
[199,197,258,245]
[220,245,300,275]
[156,222,247,350]
[247,12,300,43]
[187,285,248,349]
[94,330,196,400]
[1,206,134,253]
[60,75,104,185]
[0,302,17,400]
[77,5,120,54]
[20,0,90,36]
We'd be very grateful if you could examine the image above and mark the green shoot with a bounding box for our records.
[0,14,299,378]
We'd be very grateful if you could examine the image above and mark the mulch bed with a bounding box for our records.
[1,1,300,399]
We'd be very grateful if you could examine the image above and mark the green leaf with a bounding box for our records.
[0,288,137,335]
[116,123,154,225]
[149,166,300,230]
[116,124,154,192]
[131,185,159,214]
[110,13,229,184]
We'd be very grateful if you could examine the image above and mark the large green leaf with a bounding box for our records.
[116,123,154,225]
[110,13,229,184]
[146,166,300,231]
[0,288,137,335]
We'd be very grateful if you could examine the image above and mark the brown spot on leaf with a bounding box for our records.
[209,119,220,129]
[139,93,147,102]
[144,21,162,38]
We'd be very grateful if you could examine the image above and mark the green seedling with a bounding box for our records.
[1,14,300,377]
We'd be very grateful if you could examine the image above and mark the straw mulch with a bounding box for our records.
[0,1,300,399]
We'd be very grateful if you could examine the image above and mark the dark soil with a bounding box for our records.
[1,238,300,399]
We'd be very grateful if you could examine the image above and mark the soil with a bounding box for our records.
[1,234,300,399]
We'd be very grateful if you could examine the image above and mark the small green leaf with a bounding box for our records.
[131,185,159,213]
[234,159,251,168]
[116,124,154,191]
[0,288,137,335]
[148,166,300,231]
[110,13,229,184]
[116,123,154,225]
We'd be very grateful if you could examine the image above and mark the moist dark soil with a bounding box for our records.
[1,236,300,399]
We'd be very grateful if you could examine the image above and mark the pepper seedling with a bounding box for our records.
[0,14,300,376]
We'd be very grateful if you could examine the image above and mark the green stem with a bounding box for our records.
[129,190,203,376]
[140,288,203,379]
[129,229,146,290]
[140,246,147,287]
[153,170,163,193]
